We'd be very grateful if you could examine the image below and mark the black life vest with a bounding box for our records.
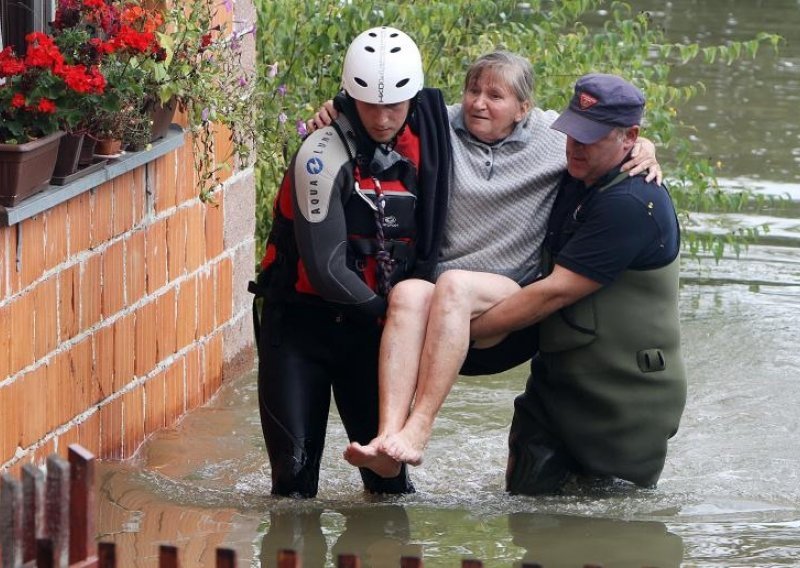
[256,115,421,305]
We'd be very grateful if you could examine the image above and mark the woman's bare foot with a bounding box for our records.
[343,441,402,478]
[378,426,429,467]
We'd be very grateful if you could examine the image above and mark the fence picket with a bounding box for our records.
[22,463,44,564]
[44,455,70,567]
[159,545,179,568]
[1,472,23,567]
[401,556,424,568]
[277,549,300,568]
[68,445,96,565]
[97,542,116,568]
[337,553,361,568]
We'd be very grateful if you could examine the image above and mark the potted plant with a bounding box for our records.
[0,32,105,205]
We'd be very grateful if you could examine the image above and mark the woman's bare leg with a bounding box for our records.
[379,270,520,466]
[344,279,434,476]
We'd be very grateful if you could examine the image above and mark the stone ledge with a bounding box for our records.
[0,125,185,227]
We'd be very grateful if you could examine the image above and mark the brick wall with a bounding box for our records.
[0,136,256,474]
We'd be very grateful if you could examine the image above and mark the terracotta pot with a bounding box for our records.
[148,97,178,142]
[0,131,65,207]
[53,132,86,177]
[95,138,123,156]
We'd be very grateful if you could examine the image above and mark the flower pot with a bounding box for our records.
[95,138,123,157]
[79,137,98,167]
[53,132,86,177]
[0,131,65,207]
[148,97,178,142]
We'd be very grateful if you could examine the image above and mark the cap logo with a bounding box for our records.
[578,92,598,110]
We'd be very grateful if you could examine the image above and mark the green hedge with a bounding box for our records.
[254,0,780,261]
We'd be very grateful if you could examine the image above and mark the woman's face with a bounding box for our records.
[462,71,530,144]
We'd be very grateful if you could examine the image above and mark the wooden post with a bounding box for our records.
[37,537,55,568]
[98,542,117,568]
[68,445,96,564]
[462,561,483,568]
[160,545,179,568]
[216,548,236,568]
[520,563,544,568]
[1,472,23,568]
[400,556,423,568]
[45,454,70,567]
[337,553,361,568]
[277,549,300,568]
[22,463,45,563]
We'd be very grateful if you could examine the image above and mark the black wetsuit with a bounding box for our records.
[252,89,450,497]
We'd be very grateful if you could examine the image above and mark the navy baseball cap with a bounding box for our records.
[551,73,645,144]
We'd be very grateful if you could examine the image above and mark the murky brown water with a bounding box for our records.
[95,1,800,566]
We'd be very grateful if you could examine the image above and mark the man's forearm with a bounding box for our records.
[470,265,603,339]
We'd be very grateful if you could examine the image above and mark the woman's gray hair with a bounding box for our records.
[463,51,534,103]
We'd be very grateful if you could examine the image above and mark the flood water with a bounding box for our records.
[95,1,800,566]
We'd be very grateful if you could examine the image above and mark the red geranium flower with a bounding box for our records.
[37,98,57,114]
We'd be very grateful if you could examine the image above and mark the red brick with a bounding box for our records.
[125,230,146,305]
[46,351,70,430]
[44,203,69,271]
[185,202,205,272]
[145,218,168,294]
[9,292,35,375]
[177,139,198,204]
[0,304,10,380]
[0,226,8,300]
[155,288,176,362]
[77,412,101,457]
[91,183,114,247]
[101,240,125,317]
[203,333,223,400]
[80,253,102,331]
[122,386,145,459]
[99,396,123,459]
[153,154,177,214]
[144,369,166,434]
[196,269,214,338]
[0,381,21,462]
[166,207,188,281]
[19,366,47,447]
[68,191,91,256]
[132,166,147,226]
[176,277,197,351]
[33,276,58,360]
[215,257,233,325]
[112,171,135,237]
[214,123,234,184]
[94,323,114,400]
[204,195,224,260]
[134,300,157,377]
[58,264,80,341]
[164,359,184,426]
[71,337,94,412]
[113,313,135,390]
[19,214,45,289]
[185,347,202,411]
[5,226,20,295]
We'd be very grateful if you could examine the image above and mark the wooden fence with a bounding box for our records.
[0,444,637,567]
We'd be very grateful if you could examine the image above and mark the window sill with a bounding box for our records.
[0,125,185,227]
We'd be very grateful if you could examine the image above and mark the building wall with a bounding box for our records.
[0,135,256,474]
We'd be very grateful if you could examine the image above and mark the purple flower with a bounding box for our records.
[278,112,288,124]
[268,63,278,78]
[277,84,286,96]
[220,0,234,13]
[239,76,248,87]
[296,120,307,138]
[201,107,210,122]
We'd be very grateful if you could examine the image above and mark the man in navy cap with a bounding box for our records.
[471,73,687,494]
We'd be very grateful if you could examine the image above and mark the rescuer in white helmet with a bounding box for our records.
[250,26,452,498]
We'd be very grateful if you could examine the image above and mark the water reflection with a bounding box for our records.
[259,506,418,567]
[508,513,683,568]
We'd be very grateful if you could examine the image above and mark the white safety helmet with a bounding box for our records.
[342,26,424,105]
